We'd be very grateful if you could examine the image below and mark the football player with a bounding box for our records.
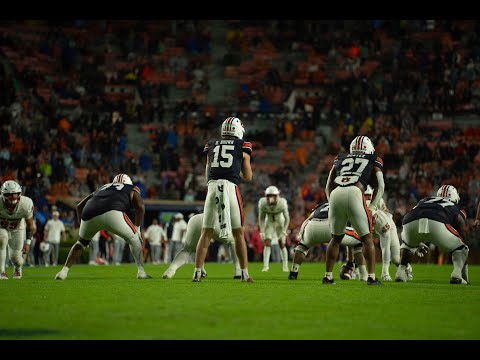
[55,174,151,280]
[258,185,290,272]
[395,185,468,284]
[324,135,383,285]
[288,202,368,281]
[193,117,253,282]
[162,213,241,279]
[0,180,36,279]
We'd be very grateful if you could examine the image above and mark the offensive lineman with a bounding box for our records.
[55,174,151,280]
[258,185,290,272]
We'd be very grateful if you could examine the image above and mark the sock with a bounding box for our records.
[0,247,6,272]
[325,271,333,280]
[346,261,354,268]
[281,247,288,267]
[291,263,300,272]
[241,268,249,279]
[170,250,192,271]
[263,246,271,268]
[368,273,376,280]
[128,239,145,273]
[358,265,367,279]
[382,263,389,275]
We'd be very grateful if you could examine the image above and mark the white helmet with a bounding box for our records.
[364,185,374,206]
[1,180,22,211]
[437,185,460,204]
[265,185,280,196]
[350,136,375,154]
[221,117,245,139]
[112,174,133,185]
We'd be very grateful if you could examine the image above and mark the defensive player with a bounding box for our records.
[162,213,241,279]
[55,174,151,280]
[193,117,253,282]
[258,185,290,272]
[324,135,383,285]
[0,180,36,279]
[395,185,468,284]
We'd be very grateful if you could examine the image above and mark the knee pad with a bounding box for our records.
[10,249,24,267]
[294,243,309,257]
[400,242,418,254]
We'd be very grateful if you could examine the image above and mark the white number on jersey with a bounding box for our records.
[335,157,369,186]
[211,145,234,168]
[420,197,455,208]
[99,183,125,191]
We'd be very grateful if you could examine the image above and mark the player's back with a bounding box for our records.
[403,196,466,227]
[204,138,252,185]
[333,153,383,188]
[82,183,140,221]
[310,202,329,220]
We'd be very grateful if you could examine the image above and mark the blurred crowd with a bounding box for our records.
[1,20,479,262]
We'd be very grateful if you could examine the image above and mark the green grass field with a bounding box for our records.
[1,262,478,340]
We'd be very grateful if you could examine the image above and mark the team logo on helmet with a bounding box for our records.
[437,185,460,204]
[221,117,245,139]
[350,136,375,154]
[112,174,133,185]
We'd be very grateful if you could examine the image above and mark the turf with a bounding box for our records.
[0,262,478,340]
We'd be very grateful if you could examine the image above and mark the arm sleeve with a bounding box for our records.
[325,166,335,201]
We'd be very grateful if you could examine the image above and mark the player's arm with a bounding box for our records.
[325,165,335,201]
[23,213,36,254]
[76,193,94,223]
[475,201,480,228]
[131,190,145,228]
[282,201,290,234]
[241,152,252,182]
[258,202,266,237]
[204,155,209,182]
[456,213,467,240]
[368,167,385,212]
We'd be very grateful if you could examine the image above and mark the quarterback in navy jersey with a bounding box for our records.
[193,117,253,283]
[395,185,469,284]
[55,174,151,280]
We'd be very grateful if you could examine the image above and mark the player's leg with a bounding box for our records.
[226,241,241,279]
[8,230,25,279]
[163,215,201,279]
[230,184,252,282]
[0,229,9,278]
[262,221,273,272]
[339,229,362,280]
[395,220,422,282]
[277,220,289,272]
[104,211,151,279]
[348,187,380,285]
[353,244,368,281]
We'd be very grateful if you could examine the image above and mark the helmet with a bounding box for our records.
[221,117,245,139]
[364,185,374,206]
[112,174,133,185]
[350,136,375,154]
[437,185,460,204]
[265,186,280,205]
[265,186,280,196]
[1,180,22,211]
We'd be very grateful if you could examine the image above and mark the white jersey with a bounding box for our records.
[0,196,34,231]
[258,196,289,233]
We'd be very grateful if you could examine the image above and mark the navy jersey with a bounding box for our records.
[82,183,141,221]
[333,153,383,188]
[311,202,329,220]
[204,138,252,186]
[403,196,467,228]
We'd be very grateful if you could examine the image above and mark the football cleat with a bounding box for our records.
[137,272,152,279]
[322,277,336,284]
[162,268,176,279]
[395,267,407,282]
[201,270,207,278]
[12,268,22,279]
[192,270,202,282]
[405,263,413,281]
[261,267,269,272]
[381,274,392,281]
[55,270,67,280]
[367,277,383,285]
[0,272,8,280]
[282,265,289,272]
[233,275,242,280]
[450,277,469,285]
[288,271,298,280]
[241,276,254,283]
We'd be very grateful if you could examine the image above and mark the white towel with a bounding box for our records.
[216,180,232,240]
[418,218,429,234]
